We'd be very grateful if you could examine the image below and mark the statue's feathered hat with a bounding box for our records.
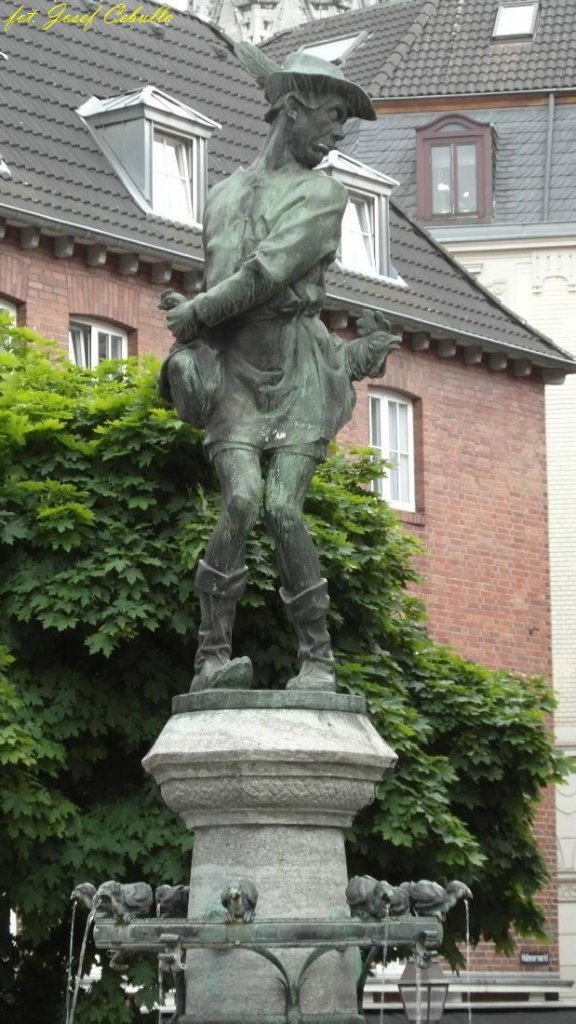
[235,41,376,122]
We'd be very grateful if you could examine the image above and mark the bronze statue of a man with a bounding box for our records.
[160,44,399,694]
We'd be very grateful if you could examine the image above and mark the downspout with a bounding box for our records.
[542,92,555,221]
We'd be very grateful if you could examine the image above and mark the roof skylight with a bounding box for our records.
[300,33,365,64]
[493,2,538,38]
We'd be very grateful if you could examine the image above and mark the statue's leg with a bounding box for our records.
[204,449,263,573]
[191,450,263,692]
[264,452,336,692]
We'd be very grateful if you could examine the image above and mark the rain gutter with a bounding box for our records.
[0,203,204,269]
[542,92,555,222]
[325,289,576,370]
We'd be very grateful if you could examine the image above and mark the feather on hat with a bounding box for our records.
[235,41,376,122]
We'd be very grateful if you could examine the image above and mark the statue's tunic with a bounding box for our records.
[186,166,357,458]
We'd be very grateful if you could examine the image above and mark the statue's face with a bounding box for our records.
[286,94,348,168]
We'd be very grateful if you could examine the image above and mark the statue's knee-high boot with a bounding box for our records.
[280,578,336,692]
[190,559,252,692]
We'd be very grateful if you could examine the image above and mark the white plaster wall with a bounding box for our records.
[448,238,576,988]
[558,766,576,984]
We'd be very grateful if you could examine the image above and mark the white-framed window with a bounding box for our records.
[69,319,127,369]
[493,2,538,38]
[341,191,389,278]
[153,131,197,223]
[369,390,415,512]
[0,297,17,345]
[0,297,17,318]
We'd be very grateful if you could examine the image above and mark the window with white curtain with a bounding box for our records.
[430,141,478,216]
[417,115,492,222]
[316,151,403,284]
[69,320,127,369]
[341,194,377,275]
[369,390,415,512]
[340,190,391,278]
[153,131,197,223]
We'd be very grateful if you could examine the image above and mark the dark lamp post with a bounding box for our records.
[398,962,449,1023]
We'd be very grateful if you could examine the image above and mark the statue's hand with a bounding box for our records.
[163,294,201,346]
[345,310,401,381]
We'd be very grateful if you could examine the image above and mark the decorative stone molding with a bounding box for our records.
[19,226,40,250]
[86,244,107,267]
[54,235,74,259]
[161,775,376,828]
[328,309,349,330]
[144,702,396,830]
[182,269,204,293]
[485,279,507,297]
[410,331,430,351]
[513,359,532,378]
[150,261,172,285]
[488,352,508,372]
[532,250,576,294]
[118,252,139,275]
[463,346,483,365]
[437,338,457,358]
[558,880,576,902]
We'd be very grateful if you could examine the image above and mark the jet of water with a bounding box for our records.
[64,901,77,1024]
[67,905,98,1024]
[464,897,472,1023]
[379,906,390,1024]
[415,957,422,1024]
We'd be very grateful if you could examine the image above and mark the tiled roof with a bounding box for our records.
[0,6,572,369]
[328,202,574,366]
[346,103,576,226]
[0,13,269,259]
[263,0,426,91]
[264,0,576,98]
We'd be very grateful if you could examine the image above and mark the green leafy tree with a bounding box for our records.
[0,318,565,1020]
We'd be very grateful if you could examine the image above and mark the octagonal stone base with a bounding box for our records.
[143,691,396,1023]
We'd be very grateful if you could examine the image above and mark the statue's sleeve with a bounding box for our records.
[194,177,348,327]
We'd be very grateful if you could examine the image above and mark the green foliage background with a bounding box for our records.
[0,318,565,1021]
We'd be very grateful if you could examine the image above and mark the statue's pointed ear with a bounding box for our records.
[284,93,302,121]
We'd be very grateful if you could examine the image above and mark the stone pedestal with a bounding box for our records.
[143,691,396,1024]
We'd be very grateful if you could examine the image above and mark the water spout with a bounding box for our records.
[67,905,97,1024]
[464,897,472,1023]
[65,901,77,1024]
[415,958,422,1024]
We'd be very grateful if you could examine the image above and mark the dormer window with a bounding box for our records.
[493,2,538,38]
[416,115,493,223]
[318,151,405,284]
[77,88,220,226]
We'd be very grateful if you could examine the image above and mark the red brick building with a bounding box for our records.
[1,9,574,1014]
